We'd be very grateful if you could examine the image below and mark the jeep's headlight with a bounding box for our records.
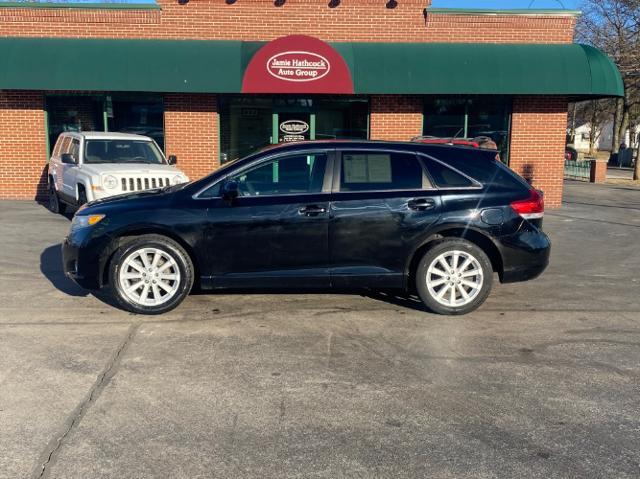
[103,175,118,189]
[171,174,187,185]
[71,214,105,230]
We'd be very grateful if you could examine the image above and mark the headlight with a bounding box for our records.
[71,214,105,230]
[102,175,118,189]
[171,174,187,185]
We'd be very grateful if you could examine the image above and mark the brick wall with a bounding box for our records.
[0,91,48,200]
[0,0,574,44]
[164,94,218,181]
[509,96,568,208]
[370,95,423,141]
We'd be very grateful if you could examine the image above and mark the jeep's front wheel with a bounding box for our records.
[109,235,194,314]
[415,239,493,315]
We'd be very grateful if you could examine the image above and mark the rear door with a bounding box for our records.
[329,149,442,288]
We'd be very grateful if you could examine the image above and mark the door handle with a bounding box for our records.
[407,198,436,211]
[298,205,327,216]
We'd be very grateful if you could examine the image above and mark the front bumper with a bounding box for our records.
[62,230,113,290]
[498,221,551,284]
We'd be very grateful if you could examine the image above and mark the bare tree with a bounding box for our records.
[577,0,640,178]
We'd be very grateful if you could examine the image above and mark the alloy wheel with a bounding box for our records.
[118,247,181,307]
[426,250,484,307]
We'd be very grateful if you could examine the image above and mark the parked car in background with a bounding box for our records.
[565,146,579,162]
[62,140,549,316]
[47,132,189,214]
[412,135,480,148]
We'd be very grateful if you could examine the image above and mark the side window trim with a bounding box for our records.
[417,152,483,190]
[193,149,334,200]
[334,148,436,193]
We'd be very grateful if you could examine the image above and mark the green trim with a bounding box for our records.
[43,99,51,158]
[425,7,580,16]
[0,2,160,9]
[309,113,316,141]
[271,113,278,145]
[102,101,108,132]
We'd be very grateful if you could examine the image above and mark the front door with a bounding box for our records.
[204,150,332,288]
[329,149,442,288]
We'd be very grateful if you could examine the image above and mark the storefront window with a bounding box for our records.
[423,96,512,164]
[46,95,104,154]
[45,94,165,155]
[219,95,369,163]
[106,96,165,151]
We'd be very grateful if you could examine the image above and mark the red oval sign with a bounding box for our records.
[267,51,331,83]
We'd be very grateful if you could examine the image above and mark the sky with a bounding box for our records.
[431,0,579,9]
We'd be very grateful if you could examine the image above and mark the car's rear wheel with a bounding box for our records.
[109,235,194,315]
[48,182,65,214]
[415,239,493,315]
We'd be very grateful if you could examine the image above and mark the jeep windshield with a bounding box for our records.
[84,140,166,165]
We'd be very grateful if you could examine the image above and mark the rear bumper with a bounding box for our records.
[498,221,551,284]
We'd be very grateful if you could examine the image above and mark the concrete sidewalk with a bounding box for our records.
[1,181,639,478]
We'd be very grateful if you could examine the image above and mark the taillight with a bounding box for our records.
[511,189,544,220]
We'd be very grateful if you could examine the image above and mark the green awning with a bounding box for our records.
[0,37,623,97]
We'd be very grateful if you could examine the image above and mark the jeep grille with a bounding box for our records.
[121,177,172,192]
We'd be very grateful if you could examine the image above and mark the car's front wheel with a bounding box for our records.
[109,235,194,314]
[415,239,493,315]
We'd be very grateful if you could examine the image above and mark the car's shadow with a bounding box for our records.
[40,244,89,297]
[41,244,429,313]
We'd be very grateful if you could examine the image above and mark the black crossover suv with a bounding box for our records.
[62,141,550,315]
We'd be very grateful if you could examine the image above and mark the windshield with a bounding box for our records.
[84,140,166,165]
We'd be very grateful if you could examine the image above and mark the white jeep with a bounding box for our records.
[47,131,189,213]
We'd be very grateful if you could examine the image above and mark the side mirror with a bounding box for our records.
[222,180,239,203]
[61,153,76,165]
[167,155,177,165]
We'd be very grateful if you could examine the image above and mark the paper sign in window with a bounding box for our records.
[367,154,392,183]
[343,155,368,183]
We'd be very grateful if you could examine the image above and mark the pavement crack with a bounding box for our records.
[30,323,140,479]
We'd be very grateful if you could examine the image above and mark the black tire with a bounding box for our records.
[48,181,66,214]
[108,234,194,315]
[78,187,88,207]
[415,239,493,315]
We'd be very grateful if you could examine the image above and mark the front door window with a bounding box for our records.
[229,153,327,197]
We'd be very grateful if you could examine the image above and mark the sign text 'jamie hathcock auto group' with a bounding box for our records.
[267,52,331,82]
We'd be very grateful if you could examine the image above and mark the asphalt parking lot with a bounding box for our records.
[1,181,639,479]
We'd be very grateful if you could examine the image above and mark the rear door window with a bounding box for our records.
[339,151,428,192]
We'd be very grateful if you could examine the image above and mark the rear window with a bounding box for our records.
[422,148,529,191]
